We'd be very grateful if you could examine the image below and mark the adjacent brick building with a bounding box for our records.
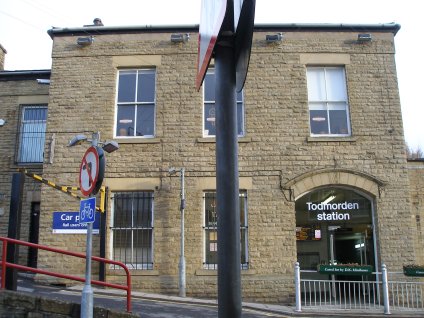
[1,21,422,303]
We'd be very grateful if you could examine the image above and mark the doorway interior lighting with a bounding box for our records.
[322,195,336,204]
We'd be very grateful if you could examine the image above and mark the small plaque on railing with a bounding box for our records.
[318,264,373,275]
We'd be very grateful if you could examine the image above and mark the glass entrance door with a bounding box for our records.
[328,224,375,277]
[296,187,376,275]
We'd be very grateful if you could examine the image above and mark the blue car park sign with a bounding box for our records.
[52,211,99,234]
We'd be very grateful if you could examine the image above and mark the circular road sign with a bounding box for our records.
[79,146,102,197]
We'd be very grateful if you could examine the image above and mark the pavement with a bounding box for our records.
[64,284,424,318]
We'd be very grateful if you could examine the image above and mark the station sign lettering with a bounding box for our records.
[306,201,360,221]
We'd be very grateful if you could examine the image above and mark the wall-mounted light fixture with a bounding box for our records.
[266,33,283,44]
[37,79,50,85]
[77,36,94,46]
[357,33,372,43]
[102,140,119,153]
[68,133,119,153]
[171,33,190,43]
[0,119,5,127]
[68,134,88,146]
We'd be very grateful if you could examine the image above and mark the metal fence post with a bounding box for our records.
[295,262,302,312]
[382,264,391,315]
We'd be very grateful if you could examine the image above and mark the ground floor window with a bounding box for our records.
[203,191,248,269]
[111,191,154,269]
[296,187,375,277]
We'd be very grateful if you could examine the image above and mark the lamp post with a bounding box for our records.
[169,167,186,297]
[69,132,118,318]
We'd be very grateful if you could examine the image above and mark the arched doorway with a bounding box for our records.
[295,187,377,277]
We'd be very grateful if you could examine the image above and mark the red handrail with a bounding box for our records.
[0,236,131,312]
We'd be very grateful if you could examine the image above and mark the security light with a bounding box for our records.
[68,134,119,153]
[171,33,190,43]
[102,140,119,153]
[77,36,94,46]
[266,33,283,43]
[36,79,50,85]
[357,33,372,43]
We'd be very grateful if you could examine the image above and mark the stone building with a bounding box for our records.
[0,57,50,267]
[1,22,422,303]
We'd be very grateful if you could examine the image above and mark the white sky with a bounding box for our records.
[1,0,422,150]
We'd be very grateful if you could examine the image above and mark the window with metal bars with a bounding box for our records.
[111,192,154,269]
[16,105,47,163]
[203,191,248,269]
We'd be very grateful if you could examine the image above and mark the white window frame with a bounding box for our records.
[307,66,351,136]
[114,69,156,138]
[202,69,245,138]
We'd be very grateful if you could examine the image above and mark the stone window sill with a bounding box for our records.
[107,269,159,276]
[197,137,252,143]
[115,138,161,144]
[307,136,357,143]
[195,269,256,276]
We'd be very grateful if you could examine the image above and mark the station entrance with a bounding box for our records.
[295,187,376,277]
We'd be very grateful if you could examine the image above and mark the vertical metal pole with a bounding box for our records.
[81,132,99,318]
[81,219,94,318]
[382,264,391,315]
[295,262,302,312]
[215,4,241,316]
[330,231,336,298]
[6,172,25,291]
[179,168,186,297]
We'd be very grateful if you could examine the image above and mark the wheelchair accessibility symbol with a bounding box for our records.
[79,197,96,224]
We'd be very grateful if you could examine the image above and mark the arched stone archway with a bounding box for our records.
[282,168,386,202]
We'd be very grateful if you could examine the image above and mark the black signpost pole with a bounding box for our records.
[6,172,25,291]
[99,187,108,282]
[215,2,242,317]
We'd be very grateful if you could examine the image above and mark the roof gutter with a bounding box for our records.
[47,22,401,38]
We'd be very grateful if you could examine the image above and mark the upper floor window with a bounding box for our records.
[203,69,245,137]
[203,191,248,269]
[17,105,47,163]
[115,69,156,138]
[306,67,351,136]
